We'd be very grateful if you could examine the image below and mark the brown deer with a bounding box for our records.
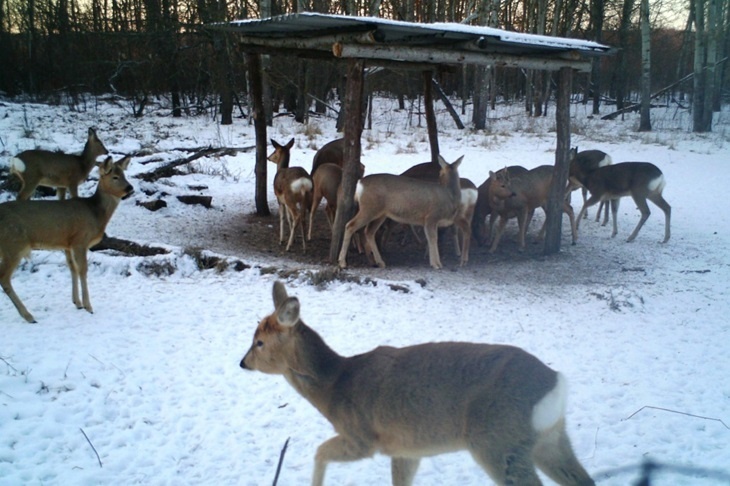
[338,155,463,269]
[241,281,595,486]
[488,165,577,253]
[472,165,528,246]
[567,147,612,224]
[311,138,345,174]
[1,156,134,323]
[10,127,109,200]
[268,138,314,251]
[308,161,365,242]
[575,162,671,243]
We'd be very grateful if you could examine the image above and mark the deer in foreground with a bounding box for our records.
[241,281,595,486]
[268,138,314,252]
[567,148,612,224]
[338,155,463,269]
[488,165,577,253]
[575,161,671,243]
[311,138,345,175]
[472,165,528,246]
[10,127,109,200]
[1,156,134,323]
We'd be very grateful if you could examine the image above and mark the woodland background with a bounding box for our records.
[0,0,727,133]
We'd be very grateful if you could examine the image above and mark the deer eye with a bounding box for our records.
[256,340,264,348]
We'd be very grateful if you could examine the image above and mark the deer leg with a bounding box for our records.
[308,193,323,241]
[627,195,652,242]
[581,187,589,219]
[364,216,389,268]
[576,195,601,232]
[457,219,471,266]
[16,181,36,201]
[391,457,421,486]
[649,194,671,243]
[489,215,508,253]
[57,187,68,200]
[468,440,542,486]
[610,199,620,238]
[338,212,371,268]
[563,201,578,245]
[1,253,36,323]
[278,202,286,245]
[312,435,374,486]
[600,200,610,226]
[65,249,82,309]
[69,185,79,199]
[73,247,93,313]
[423,223,443,269]
[516,207,530,250]
[533,421,595,486]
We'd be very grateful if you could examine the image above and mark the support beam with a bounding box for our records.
[329,59,365,263]
[333,43,592,72]
[246,53,270,216]
[543,67,572,255]
[423,71,439,162]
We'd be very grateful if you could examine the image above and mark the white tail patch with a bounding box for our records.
[648,174,665,193]
[598,155,613,168]
[354,180,364,203]
[461,187,478,208]
[532,372,567,433]
[290,178,313,195]
[9,157,26,173]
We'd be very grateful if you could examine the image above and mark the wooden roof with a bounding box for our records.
[213,13,613,72]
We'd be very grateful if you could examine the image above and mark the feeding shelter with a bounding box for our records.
[212,13,613,261]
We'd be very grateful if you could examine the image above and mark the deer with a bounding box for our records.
[488,165,577,253]
[311,138,345,174]
[0,156,134,323]
[378,160,476,265]
[337,155,463,269]
[472,165,528,247]
[575,161,671,243]
[268,138,314,252]
[566,147,613,224]
[10,127,109,200]
[241,281,595,486]
[308,161,365,242]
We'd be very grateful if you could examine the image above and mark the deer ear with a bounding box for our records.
[272,281,288,308]
[437,155,447,168]
[118,156,131,170]
[285,138,295,149]
[452,155,464,169]
[276,297,300,328]
[97,156,113,173]
[270,139,280,148]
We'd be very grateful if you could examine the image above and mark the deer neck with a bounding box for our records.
[284,323,344,404]
[88,187,122,225]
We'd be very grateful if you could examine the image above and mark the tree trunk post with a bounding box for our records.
[423,70,440,162]
[543,66,572,256]
[247,53,270,216]
[329,59,365,263]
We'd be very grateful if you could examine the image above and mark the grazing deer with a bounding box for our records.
[268,138,314,251]
[489,165,577,253]
[472,165,528,246]
[567,147,612,224]
[10,127,109,200]
[311,138,345,174]
[338,155,463,269]
[1,156,134,323]
[241,281,595,486]
[308,161,365,241]
[575,162,671,243]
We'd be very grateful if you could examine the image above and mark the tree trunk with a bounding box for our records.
[590,0,604,114]
[247,53,271,216]
[423,71,439,162]
[330,59,364,262]
[615,0,636,112]
[639,0,652,132]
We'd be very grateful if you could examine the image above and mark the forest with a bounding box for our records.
[0,0,727,133]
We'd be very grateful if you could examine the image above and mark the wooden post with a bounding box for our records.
[423,70,439,162]
[246,53,270,216]
[543,66,572,255]
[329,59,365,263]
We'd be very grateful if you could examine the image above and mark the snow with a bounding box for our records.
[1,96,729,485]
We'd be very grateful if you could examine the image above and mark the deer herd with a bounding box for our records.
[1,126,674,484]
[270,136,671,268]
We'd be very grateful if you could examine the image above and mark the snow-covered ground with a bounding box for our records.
[1,96,729,485]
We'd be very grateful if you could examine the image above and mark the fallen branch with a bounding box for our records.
[136,146,254,182]
[625,405,729,429]
[80,428,103,468]
[272,437,290,486]
[90,235,170,256]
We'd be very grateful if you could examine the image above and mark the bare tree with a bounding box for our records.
[639,0,651,131]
